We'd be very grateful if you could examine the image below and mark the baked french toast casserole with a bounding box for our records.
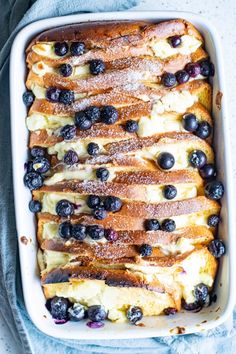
[22,19,226,326]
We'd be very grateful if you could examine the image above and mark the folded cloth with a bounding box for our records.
[0,0,235,353]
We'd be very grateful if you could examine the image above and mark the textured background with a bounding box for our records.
[1,0,236,352]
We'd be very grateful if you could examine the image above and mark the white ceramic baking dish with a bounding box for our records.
[10,11,235,340]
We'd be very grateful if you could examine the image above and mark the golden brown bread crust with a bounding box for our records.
[27,20,203,49]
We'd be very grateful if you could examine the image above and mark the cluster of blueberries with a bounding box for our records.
[183,112,211,140]
[59,104,138,135]
[47,297,143,325]
[58,221,118,242]
[162,59,214,87]
[143,215,225,259]
[162,33,214,86]
[24,147,49,193]
[162,35,214,85]
[55,195,122,221]
[157,149,224,201]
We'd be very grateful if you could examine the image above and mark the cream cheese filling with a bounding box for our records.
[32,61,90,78]
[44,166,130,185]
[150,35,202,59]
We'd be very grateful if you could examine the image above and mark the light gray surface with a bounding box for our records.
[1,0,236,353]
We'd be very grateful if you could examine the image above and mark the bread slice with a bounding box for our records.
[28,80,212,120]
[39,226,214,261]
[26,19,205,69]
[28,102,213,148]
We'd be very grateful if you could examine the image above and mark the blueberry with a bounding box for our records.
[157,152,175,170]
[205,181,224,200]
[92,207,107,220]
[189,150,207,168]
[169,35,182,47]
[144,219,160,231]
[194,283,209,303]
[84,106,101,123]
[199,163,216,179]
[87,305,107,322]
[64,150,79,165]
[96,168,109,181]
[87,225,105,240]
[60,124,76,140]
[183,113,198,132]
[104,228,118,241]
[59,63,73,77]
[89,59,106,75]
[24,172,43,190]
[87,142,99,156]
[22,91,34,107]
[50,296,70,320]
[161,219,176,232]
[139,244,152,256]
[46,87,61,102]
[59,90,75,105]
[29,200,42,213]
[185,62,201,78]
[32,157,50,173]
[163,307,177,315]
[70,42,86,56]
[176,70,190,84]
[124,120,138,133]
[208,239,225,258]
[31,147,45,158]
[54,42,69,56]
[182,300,202,312]
[207,214,220,227]
[100,106,118,125]
[75,111,92,130]
[163,185,177,200]
[71,224,86,241]
[200,60,215,77]
[87,195,101,209]
[104,196,122,212]
[195,121,212,139]
[56,200,74,217]
[58,221,71,239]
[25,161,34,172]
[161,72,176,87]
[126,306,143,324]
[68,303,86,321]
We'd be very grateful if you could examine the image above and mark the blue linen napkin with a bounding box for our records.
[0,0,235,353]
